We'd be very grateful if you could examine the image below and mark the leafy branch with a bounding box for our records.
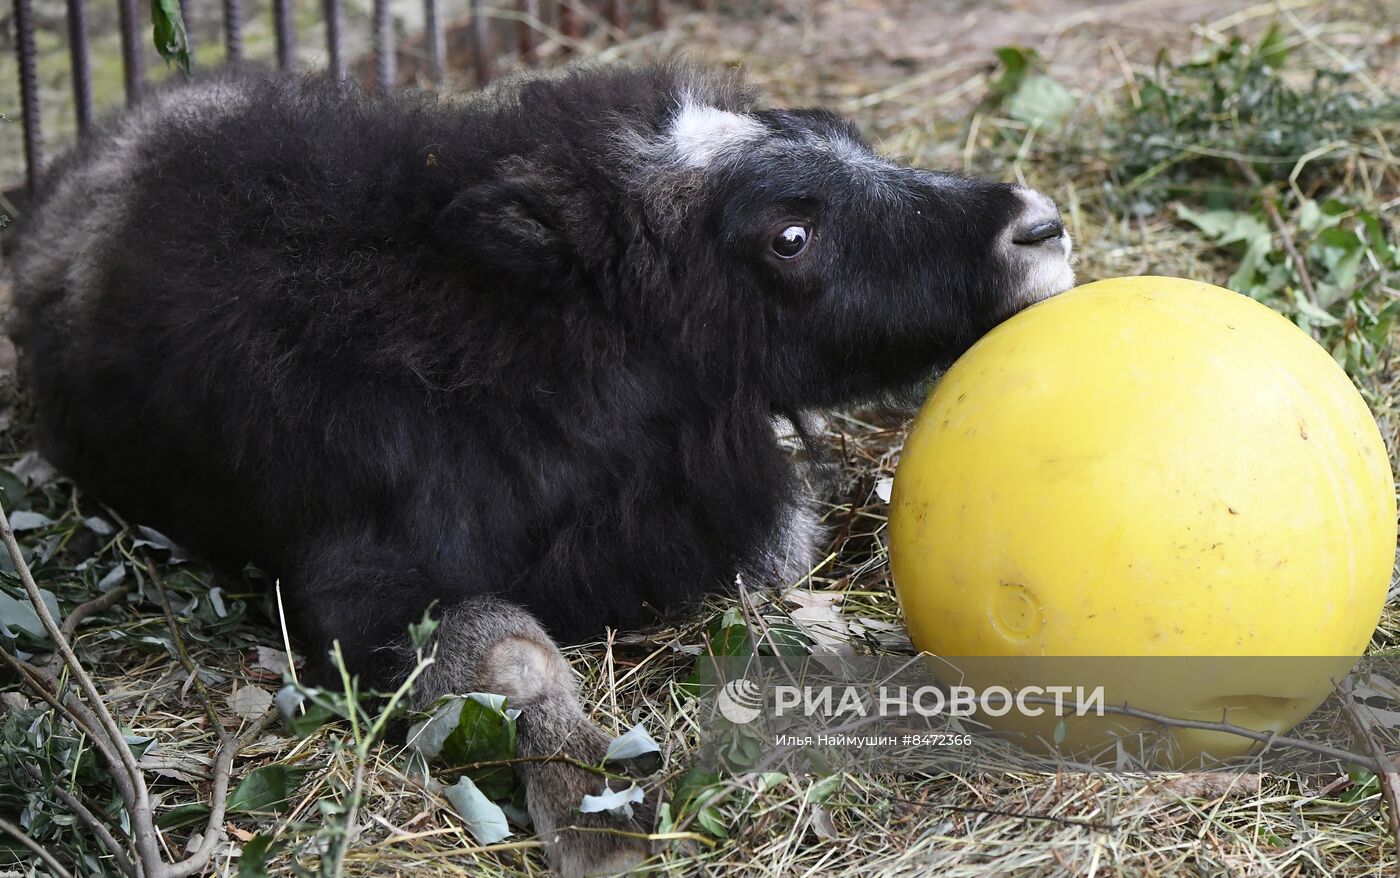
[0,499,253,877]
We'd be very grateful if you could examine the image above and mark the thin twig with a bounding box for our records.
[437,752,635,783]
[0,814,76,878]
[161,733,239,878]
[143,553,221,731]
[886,794,1117,832]
[0,630,137,809]
[60,582,132,641]
[0,499,246,878]
[1235,158,1320,308]
[1021,696,1388,774]
[23,763,137,878]
[0,501,159,871]
[1338,680,1400,875]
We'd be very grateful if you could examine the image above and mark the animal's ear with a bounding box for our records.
[434,177,574,287]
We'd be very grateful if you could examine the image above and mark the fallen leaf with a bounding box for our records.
[252,646,292,676]
[8,452,57,487]
[228,685,274,722]
[445,776,512,844]
[790,605,855,654]
[579,783,645,819]
[810,804,840,840]
[7,510,53,532]
[874,477,893,503]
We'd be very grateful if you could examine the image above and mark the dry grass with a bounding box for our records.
[2,0,1400,875]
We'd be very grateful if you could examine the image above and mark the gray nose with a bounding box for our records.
[1012,217,1065,246]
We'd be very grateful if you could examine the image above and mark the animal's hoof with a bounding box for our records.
[524,720,658,878]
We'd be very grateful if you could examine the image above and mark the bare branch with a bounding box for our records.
[0,502,152,790]
[60,582,132,641]
[0,815,76,878]
[1234,158,1320,308]
[143,554,220,731]
[1337,680,1400,874]
[1020,696,1388,774]
[0,649,133,803]
[161,733,239,878]
[0,499,242,878]
[23,763,137,878]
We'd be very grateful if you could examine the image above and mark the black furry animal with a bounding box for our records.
[9,64,1073,876]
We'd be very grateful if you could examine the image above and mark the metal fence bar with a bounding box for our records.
[65,0,93,133]
[471,0,492,85]
[517,0,539,65]
[224,0,243,62]
[324,0,345,79]
[374,0,395,90]
[6,0,690,194]
[13,0,43,192]
[273,0,295,69]
[117,0,144,104]
[425,0,445,82]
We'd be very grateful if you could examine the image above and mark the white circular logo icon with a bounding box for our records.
[716,677,763,725]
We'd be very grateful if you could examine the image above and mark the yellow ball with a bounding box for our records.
[889,276,1396,758]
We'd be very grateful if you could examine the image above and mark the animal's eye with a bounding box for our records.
[770,224,812,259]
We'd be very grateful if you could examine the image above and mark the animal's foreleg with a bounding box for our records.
[418,596,657,878]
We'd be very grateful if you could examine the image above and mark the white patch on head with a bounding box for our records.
[667,94,764,168]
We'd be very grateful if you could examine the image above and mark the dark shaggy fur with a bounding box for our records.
[9,63,1072,876]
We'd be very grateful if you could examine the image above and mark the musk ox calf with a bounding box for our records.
[9,64,1073,875]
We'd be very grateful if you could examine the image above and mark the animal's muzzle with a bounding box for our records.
[1004,187,1075,306]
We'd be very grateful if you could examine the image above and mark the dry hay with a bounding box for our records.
[2,1,1400,876]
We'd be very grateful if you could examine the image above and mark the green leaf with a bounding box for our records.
[696,805,729,838]
[227,764,310,814]
[444,776,512,844]
[157,802,211,830]
[1297,198,1324,233]
[236,835,279,878]
[1174,205,1271,247]
[1292,291,1342,327]
[672,766,721,817]
[273,684,339,738]
[1314,227,1365,291]
[989,46,1037,99]
[425,694,520,806]
[408,604,439,649]
[1256,22,1289,68]
[711,609,755,657]
[1006,75,1076,128]
[804,773,842,803]
[150,0,191,74]
[1342,769,1380,803]
[758,621,812,656]
[0,588,60,641]
[1355,213,1397,268]
[1228,235,1275,295]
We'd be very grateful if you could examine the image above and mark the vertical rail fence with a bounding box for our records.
[7,0,718,195]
